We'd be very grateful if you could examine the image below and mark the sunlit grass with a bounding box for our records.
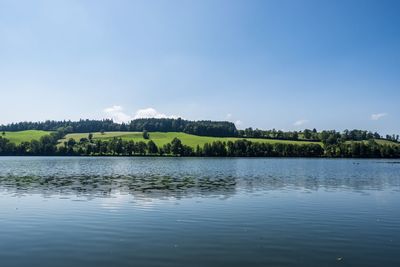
[60,131,322,148]
[1,130,51,144]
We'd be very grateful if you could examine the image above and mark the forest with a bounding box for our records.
[0,118,238,137]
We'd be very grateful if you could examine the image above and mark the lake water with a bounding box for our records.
[0,157,399,267]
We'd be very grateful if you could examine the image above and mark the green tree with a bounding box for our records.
[195,145,202,156]
[143,130,150,139]
[136,141,147,155]
[85,143,93,155]
[163,143,171,154]
[65,126,73,133]
[67,138,76,147]
[303,129,312,139]
[126,140,135,155]
[147,140,158,154]
[171,137,183,155]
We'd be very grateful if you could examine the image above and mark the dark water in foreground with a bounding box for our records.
[0,157,399,267]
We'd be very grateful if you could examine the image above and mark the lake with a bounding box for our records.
[0,157,399,267]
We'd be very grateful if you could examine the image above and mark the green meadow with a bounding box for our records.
[60,131,321,148]
[0,130,51,144]
[344,139,400,146]
[4,131,400,149]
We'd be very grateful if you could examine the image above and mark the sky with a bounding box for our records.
[0,0,399,134]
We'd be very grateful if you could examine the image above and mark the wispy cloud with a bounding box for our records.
[133,108,179,119]
[293,119,309,126]
[103,106,132,123]
[103,106,179,123]
[371,113,387,121]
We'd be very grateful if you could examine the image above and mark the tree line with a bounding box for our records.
[238,128,400,143]
[129,118,237,137]
[0,118,238,137]
[1,132,400,158]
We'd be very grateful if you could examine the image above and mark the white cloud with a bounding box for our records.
[103,106,180,123]
[235,120,242,127]
[133,108,179,119]
[103,105,132,123]
[293,119,309,126]
[371,113,387,121]
[226,113,232,119]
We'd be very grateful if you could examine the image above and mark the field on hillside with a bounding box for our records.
[345,139,400,146]
[60,131,322,148]
[4,131,399,149]
[0,130,51,144]
[374,139,399,145]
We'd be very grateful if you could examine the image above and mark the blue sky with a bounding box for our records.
[0,0,399,134]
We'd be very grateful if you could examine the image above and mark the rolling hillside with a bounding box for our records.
[59,131,322,148]
[0,130,51,144]
[344,139,400,146]
[3,131,399,150]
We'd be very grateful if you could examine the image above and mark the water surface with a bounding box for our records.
[0,157,399,267]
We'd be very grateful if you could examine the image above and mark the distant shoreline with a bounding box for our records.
[1,155,400,159]
[1,118,399,158]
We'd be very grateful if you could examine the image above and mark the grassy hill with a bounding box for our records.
[344,139,400,146]
[374,139,400,145]
[0,130,51,144]
[60,131,322,148]
[4,131,399,149]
